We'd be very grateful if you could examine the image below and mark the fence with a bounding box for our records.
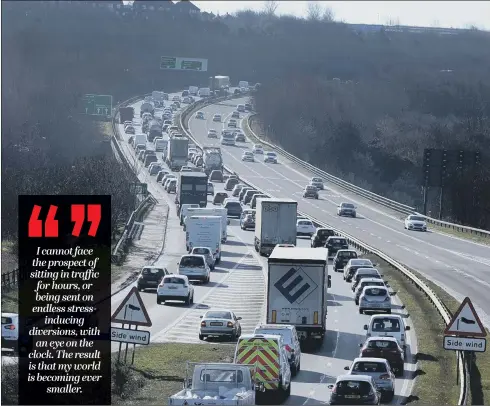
[243,114,490,239]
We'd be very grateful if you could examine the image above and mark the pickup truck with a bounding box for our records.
[168,362,259,405]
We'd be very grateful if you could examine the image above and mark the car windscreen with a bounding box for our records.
[180,256,205,267]
[205,311,231,319]
[142,268,165,275]
[409,216,425,221]
[364,288,387,296]
[367,340,398,350]
[2,317,13,324]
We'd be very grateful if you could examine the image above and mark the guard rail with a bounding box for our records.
[177,93,469,406]
[244,114,490,238]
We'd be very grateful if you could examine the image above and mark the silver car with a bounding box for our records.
[354,278,387,305]
[344,357,395,402]
[310,177,324,190]
[199,310,242,341]
[191,247,215,270]
[359,286,394,314]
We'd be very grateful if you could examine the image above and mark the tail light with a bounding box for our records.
[331,385,337,394]
[379,374,390,380]
[227,322,233,328]
[4,325,15,330]
[201,321,206,327]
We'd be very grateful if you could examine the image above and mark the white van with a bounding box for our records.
[198,87,211,97]
[364,314,410,352]
[351,268,382,291]
[238,81,249,90]
[185,207,228,242]
[154,137,168,152]
[179,204,200,226]
[133,134,148,149]
[189,86,199,96]
[186,215,222,263]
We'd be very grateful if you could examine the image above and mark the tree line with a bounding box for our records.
[3,1,489,231]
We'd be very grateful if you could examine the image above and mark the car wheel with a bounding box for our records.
[355,299,359,305]
[137,286,143,292]
[157,297,162,304]
[291,363,297,377]
[199,334,204,341]
[359,308,363,314]
[386,390,395,402]
[185,295,190,306]
[190,294,194,304]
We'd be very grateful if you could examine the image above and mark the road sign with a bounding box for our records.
[444,336,486,352]
[82,94,113,116]
[160,56,208,72]
[111,286,152,327]
[111,327,150,345]
[444,297,486,337]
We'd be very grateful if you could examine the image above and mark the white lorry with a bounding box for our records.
[186,215,222,264]
[185,207,228,242]
[198,87,211,97]
[168,363,256,406]
[254,198,298,256]
[189,86,199,96]
[167,136,189,171]
[267,246,330,349]
[133,133,148,149]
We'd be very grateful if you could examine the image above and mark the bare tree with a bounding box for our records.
[306,2,322,21]
[263,0,279,17]
[322,6,335,22]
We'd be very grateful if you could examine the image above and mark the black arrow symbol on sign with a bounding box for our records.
[461,317,475,324]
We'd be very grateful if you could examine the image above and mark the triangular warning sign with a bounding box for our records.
[444,297,486,337]
[111,286,152,327]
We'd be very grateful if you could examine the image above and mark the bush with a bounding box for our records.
[111,361,145,400]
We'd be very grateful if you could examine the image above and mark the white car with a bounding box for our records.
[207,129,218,138]
[228,119,237,128]
[242,151,254,162]
[1,313,19,350]
[172,95,181,102]
[264,151,277,163]
[207,182,214,195]
[124,125,135,134]
[162,173,176,185]
[310,177,324,190]
[191,246,216,270]
[213,114,222,122]
[253,144,263,154]
[178,254,211,284]
[359,286,393,314]
[157,275,194,305]
[404,215,427,231]
[296,219,316,237]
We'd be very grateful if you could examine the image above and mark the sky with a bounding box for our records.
[191,1,490,30]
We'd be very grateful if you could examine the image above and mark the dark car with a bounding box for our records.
[333,250,358,272]
[359,337,404,377]
[137,266,170,291]
[303,185,319,199]
[210,170,224,182]
[239,187,254,203]
[144,154,158,167]
[311,228,336,248]
[328,376,381,405]
[224,199,242,218]
[234,89,241,95]
[225,177,240,191]
[250,194,267,209]
[325,237,349,256]
[243,190,260,205]
[156,170,169,183]
[213,192,228,205]
[240,214,255,230]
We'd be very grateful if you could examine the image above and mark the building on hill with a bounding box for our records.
[173,0,200,14]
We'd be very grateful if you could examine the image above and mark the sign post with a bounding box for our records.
[82,94,113,116]
[111,286,152,364]
[443,297,487,383]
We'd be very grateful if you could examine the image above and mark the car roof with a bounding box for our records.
[370,314,403,321]
[366,336,398,342]
[256,324,294,331]
[336,374,374,383]
[205,309,233,314]
[352,357,389,364]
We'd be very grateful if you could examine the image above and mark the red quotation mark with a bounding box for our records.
[27,204,101,238]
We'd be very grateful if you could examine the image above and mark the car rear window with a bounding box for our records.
[336,381,372,395]
[342,203,355,208]
[2,317,13,324]
[352,362,387,373]
[372,318,401,332]
[164,277,185,285]
[226,202,241,209]
[330,238,345,244]
[365,288,386,296]
[200,369,243,383]
[206,311,231,319]
[312,178,322,182]
[180,256,205,267]
[142,268,164,275]
[298,221,312,226]
[339,251,357,258]
[367,340,398,350]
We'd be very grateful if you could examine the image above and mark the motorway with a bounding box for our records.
[187,96,490,328]
[108,93,417,404]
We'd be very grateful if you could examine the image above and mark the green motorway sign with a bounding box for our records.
[160,56,177,70]
[82,94,113,116]
[160,56,208,72]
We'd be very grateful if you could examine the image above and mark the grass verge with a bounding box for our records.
[428,224,490,246]
[112,343,235,404]
[401,267,490,405]
[363,253,459,405]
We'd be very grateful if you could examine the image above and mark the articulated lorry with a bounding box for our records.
[166,136,189,171]
[148,119,163,142]
[202,146,223,175]
[254,198,297,256]
[140,101,155,117]
[267,246,330,349]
